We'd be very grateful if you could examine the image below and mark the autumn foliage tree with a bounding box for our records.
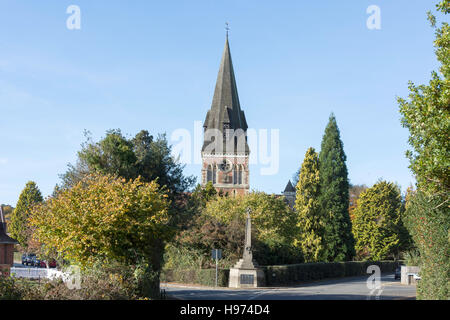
[29,173,171,297]
[179,192,301,266]
[348,184,368,221]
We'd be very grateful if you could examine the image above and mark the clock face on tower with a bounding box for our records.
[219,159,232,173]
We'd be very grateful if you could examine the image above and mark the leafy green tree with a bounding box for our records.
[30,173,171,298]
[398,2,449,195]
[398,0,449,300]
[175,212,245,268]
[294,147,325,262]
[319,114,355,261]
[166,182,218,231]
[191,182,218,208]
[199,192,302,265]
[60,129,195,196]
[60,129,195,229]
[131,130,195,195]
[30,173,171,268]
[352,181,408,261]
[205,192,296,244]
[9,181,43,248]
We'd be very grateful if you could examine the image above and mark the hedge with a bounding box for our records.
[161,268,229,287]
[262,261,401,286]
[161,261,401,287]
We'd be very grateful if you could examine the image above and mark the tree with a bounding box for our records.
[9,181,43,248]
[175,212,245,267]
[191,182,218,209]
[60,129,195,196]
[403,191,449,299]
[398,3,449,195]
[200,192,302,265]
[348,184,368,221]
[59,129,195,228]
[294,147,325,262]
[398,0,449,300]
[352,181,408,261]
[30,173,171,277]
[318,114,355,261]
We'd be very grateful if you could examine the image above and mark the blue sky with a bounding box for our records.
[0,0,443,205]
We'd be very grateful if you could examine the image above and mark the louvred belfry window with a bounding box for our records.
[223,123,231,140]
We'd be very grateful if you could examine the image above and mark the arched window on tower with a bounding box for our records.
[233,165,237,184]
[212,165,217,184]
[207,165,213,183]
[238,165,243,185]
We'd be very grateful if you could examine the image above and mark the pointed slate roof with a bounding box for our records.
[283,180,295,193]
[0,206,18,244]
[202,35,249,154]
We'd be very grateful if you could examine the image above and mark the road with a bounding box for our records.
[162,274,416,300]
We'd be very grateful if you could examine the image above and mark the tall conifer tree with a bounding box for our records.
[319,114,355,261]
[294,147,325,262]
[10,181,43,248]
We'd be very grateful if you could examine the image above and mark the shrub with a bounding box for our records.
[404,191,449,299]
[175,192,299,268]
[0,262,161,300]
[160,261,400,287]
[253,239,303,266]
[352,181,410,261]
[0,277,29,300]
[404,250,421,266]
[262,261,399,286]
[161,268,229,287]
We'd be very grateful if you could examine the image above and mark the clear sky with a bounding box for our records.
[0,0,444,206]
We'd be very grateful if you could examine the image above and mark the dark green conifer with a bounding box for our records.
[319,114,355,261]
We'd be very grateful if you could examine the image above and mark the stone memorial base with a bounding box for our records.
[401,266,420,285]
[229,266,265,288]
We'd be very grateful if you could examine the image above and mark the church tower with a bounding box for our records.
[201,34,250,196]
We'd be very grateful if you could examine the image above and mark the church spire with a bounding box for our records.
[202,34,249,153]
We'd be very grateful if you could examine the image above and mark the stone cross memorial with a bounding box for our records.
[228,208,265,288]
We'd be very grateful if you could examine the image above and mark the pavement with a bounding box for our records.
[161,273,416,300]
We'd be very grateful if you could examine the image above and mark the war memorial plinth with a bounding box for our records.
[229,210,265,288]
